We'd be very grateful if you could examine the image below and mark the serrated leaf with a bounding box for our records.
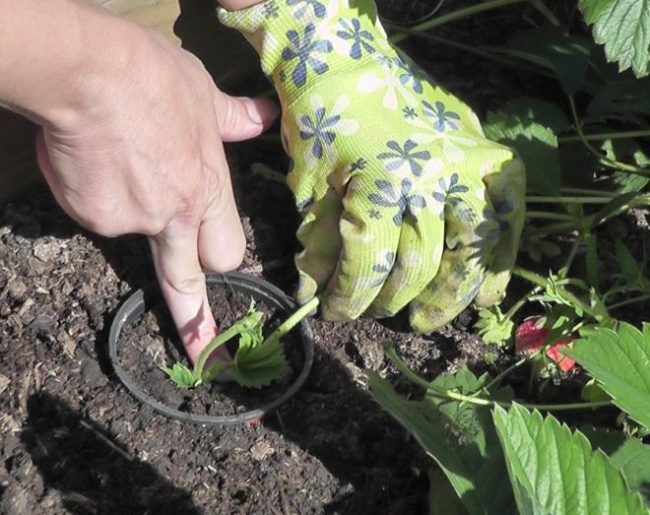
[567,323,650,431]
[232,333,288,389]
[579,0,650,78]
[162,363,200,389]
[369,369,515,515]
[493,404,647,515]
[475,306,514,346]
[615,240,650,293]
[484,112,561,195]
[583,428,650,505]
[492,27,592,93]
[499,97,571,133]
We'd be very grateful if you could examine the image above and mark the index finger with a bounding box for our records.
[149,227,218,364]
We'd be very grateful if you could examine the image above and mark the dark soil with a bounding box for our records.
[1,1,638,514]
[115,283,309,418]
[0,181,501,514]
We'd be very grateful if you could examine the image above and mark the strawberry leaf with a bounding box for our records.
[162,363,201,390]
[484,112,561,196]
[475,306,514,347]
[368,368,515,515]
[232,331,288,389]
[583,427,650,506]
[567,323,650,431]
[493,404,647,514]
[579,0,650,78]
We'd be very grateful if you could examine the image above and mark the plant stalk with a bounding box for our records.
[390,0,528,44]
[385,342,612,411]
[526,196,611,204]
[559,129,650,144]
[264,296,319,344]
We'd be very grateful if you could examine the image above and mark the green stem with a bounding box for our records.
[608,294,650,311]
[526,211,577,222]
[389,0,528,44]
[194,320,251,380]
[505,287,541,319]
[529,0,560,26]
[195,297,319,381]
[560,187,616,198]
[526,196,611,204]
[529,221,579,238]
[264,296,319,345]
[484,357,529,391]
[512,267,598,319]
[560,236,583,277]
[385,342,612,411]
[436,389,612,411]
[559,129,650,144]
[568,96,650,176]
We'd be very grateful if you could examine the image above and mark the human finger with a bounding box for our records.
[149,225,218,364]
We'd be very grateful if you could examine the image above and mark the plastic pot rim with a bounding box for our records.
[108,271,314,426]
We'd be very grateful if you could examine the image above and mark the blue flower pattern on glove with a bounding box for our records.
[432,173,469,219]
[287,0,326,19]
[298,106,342,159]
[395,58,424,94]
[370,251,396,287]
[368,179,427,226]
[377,140,431,176]
[263,1,280,18]
[337,18,375,60]
[423,100,461,132]
[282,24,333,87]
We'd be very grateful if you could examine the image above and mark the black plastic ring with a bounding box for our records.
[108,272,314,426]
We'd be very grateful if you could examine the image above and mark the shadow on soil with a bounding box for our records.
[21,393,199,515]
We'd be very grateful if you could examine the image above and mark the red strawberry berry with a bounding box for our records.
[515,317,577,373]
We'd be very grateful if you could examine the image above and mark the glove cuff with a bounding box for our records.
[218,0,391,103]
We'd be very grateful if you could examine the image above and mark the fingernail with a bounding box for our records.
[242,97,279,126]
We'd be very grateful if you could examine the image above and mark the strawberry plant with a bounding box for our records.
[163,297,317,390]
[361,0,650,513]
[369,325,650,514]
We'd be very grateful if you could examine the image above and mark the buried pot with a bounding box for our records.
[108,272,314,426]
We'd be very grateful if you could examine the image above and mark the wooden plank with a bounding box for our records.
[96,0,181,43]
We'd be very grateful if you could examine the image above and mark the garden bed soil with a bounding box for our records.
[0,183,500,514]
[0,1,638,513]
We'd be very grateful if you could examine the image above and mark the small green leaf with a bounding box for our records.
[369,369,515,515]
[484,112,561,195]
[493,404,647,514]
[615,240,650,293]
[579,0,650,78]
[567,323,650,431]
[499,97,571,133]
[475,306,514,347]
[162,363,201,390]
[196,303,289,389]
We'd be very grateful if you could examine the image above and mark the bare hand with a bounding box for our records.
[35,26,277,362]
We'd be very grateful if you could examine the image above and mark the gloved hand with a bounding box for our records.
[219,0,525,333]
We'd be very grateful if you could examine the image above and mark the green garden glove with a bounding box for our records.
[219,0,525,333]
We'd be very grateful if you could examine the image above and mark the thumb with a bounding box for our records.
[213,89,278,142]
